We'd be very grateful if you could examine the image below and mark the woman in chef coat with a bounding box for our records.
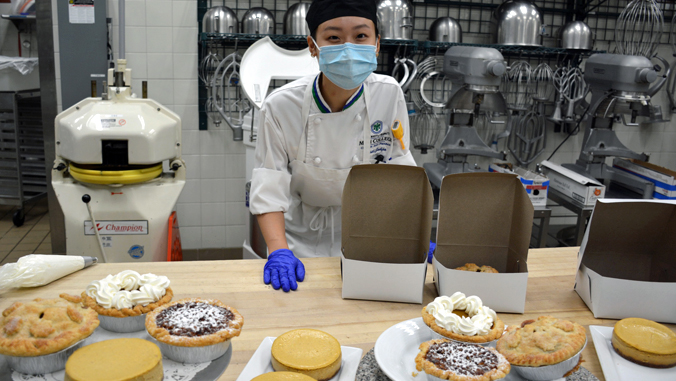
[249,0,416,292]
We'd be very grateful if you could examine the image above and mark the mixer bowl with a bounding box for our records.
[493,0,543,46]
[242,7,275,35]
[559,21,593,50]
[284,3,311,35]
[202,6,238,34]
[429,17,462,43]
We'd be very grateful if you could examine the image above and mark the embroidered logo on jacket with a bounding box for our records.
[371,120,383,134]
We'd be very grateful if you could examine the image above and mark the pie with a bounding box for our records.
[271,329,341,381]
[252,372,318,381]
[0,295,99,357]
[422,292,504,344]
[80,270,173,318]
[612,317,676,368]
[64,338,162,381]
[496,315,586,366]
[455,263,499,273]
[145,298,243,347]
[415,339,511,380]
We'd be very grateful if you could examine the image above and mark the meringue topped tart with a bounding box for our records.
[271,329,341,381]
[612,318,676,368]
[252,372,317,380]
[65,338,162,381]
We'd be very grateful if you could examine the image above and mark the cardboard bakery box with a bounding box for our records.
[574,199,676,323]
[540,160,605,206]
[341,164,433,304]
[433,172,533,313]
[489,163,550,206]
[613,158,676,199]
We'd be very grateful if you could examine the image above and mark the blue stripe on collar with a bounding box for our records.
[312,74,364,113]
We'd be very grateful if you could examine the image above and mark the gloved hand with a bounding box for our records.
[427,242,436,264]
[264,249,306,292]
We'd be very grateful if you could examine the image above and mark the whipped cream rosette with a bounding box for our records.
[81,270,173,332]
[422,292,505,345]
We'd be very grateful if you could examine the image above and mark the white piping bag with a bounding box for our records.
[0,255,97,292]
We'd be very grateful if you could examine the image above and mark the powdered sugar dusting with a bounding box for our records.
[426,341,499,376]
[155,302,234,337]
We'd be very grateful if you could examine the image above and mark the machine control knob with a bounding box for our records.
[637,68,657,83]
[53,163,66,171]
[82,194,91,204]
[486,61,506,77]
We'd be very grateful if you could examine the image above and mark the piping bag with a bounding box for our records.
[0,254,97,292]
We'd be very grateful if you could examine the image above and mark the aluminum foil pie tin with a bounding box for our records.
[155,338,231,364]
[510,339,587,381]
[98,313,146,333]
[5,338,85,375]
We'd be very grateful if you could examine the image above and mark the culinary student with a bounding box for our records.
[249,0,417,292]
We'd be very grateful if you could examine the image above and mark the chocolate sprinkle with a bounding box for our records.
[425,341,499,376]
[155,302,234,337]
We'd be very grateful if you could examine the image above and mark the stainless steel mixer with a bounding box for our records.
[423,46,507,187]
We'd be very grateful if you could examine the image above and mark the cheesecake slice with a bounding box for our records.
[612,318,676,368]
[271,329,341,381]
[252,372,317,380]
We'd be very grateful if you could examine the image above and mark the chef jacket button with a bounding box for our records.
[314,118,321,125]
[313,157,322,165]
[355,114,362,122]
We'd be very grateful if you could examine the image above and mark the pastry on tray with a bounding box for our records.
[415,339,511,380]
[271,329,342,381]
[0,295,99,357]
[80,270,173,332]
[146,297,243,363]
[496,315,586,367]
[64,338,163,381]
[422,292,504,344]
[612,317,676,368]
[455,263,499,273]
[252,372,318,380]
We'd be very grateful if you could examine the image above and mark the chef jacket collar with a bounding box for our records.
[312,73,364,114]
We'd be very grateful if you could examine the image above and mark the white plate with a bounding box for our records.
[374,317,540,381]
[590,325,676,381]
[236,337,363,381]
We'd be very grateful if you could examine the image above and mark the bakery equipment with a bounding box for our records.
[558,21,593,50]
[561,53,670,198]
[410,108,442,154]
[202,6,238,34]
[429,17,462,43]
[242,7,275,35]
[615,0,663,58]
[423,46,507,187]
[376,0,414,40]
[284,3,311,36]
[493,0,543,46]
[667,12,676,112]
[211,50,251,140]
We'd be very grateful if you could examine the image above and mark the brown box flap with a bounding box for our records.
[630,159,676,178]
[342,165,433,264]
[435,172,533,273]
[581,201,676,282]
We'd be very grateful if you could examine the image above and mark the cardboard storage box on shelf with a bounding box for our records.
[341,164,433,304]
[574,199,676,323]
[612,158,676,199]
[488,163,550,206]
[540,160,605,206]
[433,172,533,313]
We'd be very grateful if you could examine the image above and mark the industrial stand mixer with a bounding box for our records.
[423,46,508,188]
[52,59,186,262]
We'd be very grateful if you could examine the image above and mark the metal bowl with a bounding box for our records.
[559,21,593,50]
[242,7,275,35]
[493,0,543,46]
[511,339,587,380]
[153,337,231,364]
[284,3,311,36]
[377,0,414,40]
[429,17,462,43]
[202,6,238,34]
[5,338,86,375]
[98,313,146,333]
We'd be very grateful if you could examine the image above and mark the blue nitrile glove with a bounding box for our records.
[427,242,436,264]
[264,249,306,292]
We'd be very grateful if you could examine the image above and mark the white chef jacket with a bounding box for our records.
[249,73,416,258]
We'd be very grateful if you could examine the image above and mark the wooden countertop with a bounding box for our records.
[1,247,670,380]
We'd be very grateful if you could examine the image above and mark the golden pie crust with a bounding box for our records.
[80,287,174,317]
[0,295,99,357]
[612,317,676,368]
[145,298,243,347]
[252,372,318,381]
[421,307,505,344]
[415,339,511,381]
[455,263,499,273]
[271,329,342,381]
[496,316,586,367]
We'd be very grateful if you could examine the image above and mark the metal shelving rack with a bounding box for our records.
[0,89,46,227]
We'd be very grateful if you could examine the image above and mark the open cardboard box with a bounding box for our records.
[433,173,533,313]
[540,160,605,206]
[341,165,433,304]
[489,163,550,206]
[574,199,676,323]
[613,158,676,199]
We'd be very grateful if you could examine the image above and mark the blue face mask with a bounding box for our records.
[312,38,378,90]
